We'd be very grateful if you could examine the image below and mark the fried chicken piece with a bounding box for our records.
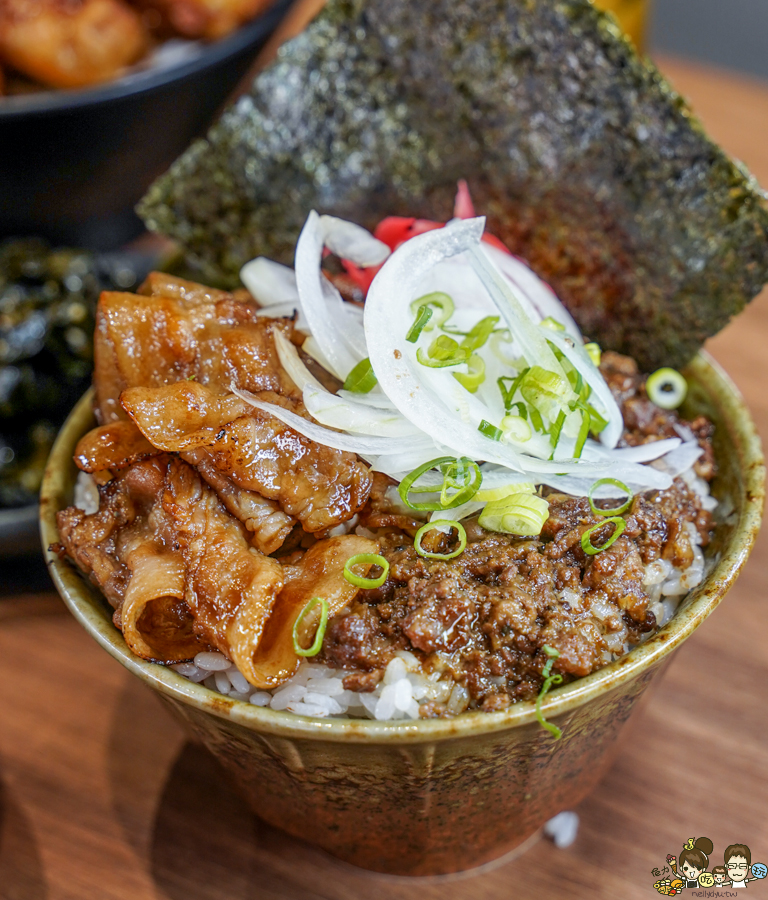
[133,0,271,40]
[0,0,147,89]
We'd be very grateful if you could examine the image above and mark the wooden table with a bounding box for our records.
[1,56,767,900]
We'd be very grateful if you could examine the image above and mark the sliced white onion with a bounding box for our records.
[543,329,623,450]
[295,211,367,379]
[484,245,581,339]
[303,386,423,438]
[231,387,435,457]
[650,440,704,476]
[319,215,391,267]
[240,257,299,306]
[273,329,325,392]
[466,238,570,386]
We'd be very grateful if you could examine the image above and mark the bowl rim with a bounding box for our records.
[0,0,294,120]
[40,350,765,744]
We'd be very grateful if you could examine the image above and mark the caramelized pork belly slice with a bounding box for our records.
[122,382,373,533]
[121,381,253,450]
[75,420,159,473]
[94,281,298,423]
[56,457,206,662]
[249,535,378,689]
[182,449,295,555]
[161,459,284,686]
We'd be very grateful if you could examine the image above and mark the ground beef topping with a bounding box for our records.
[321,353,716,716]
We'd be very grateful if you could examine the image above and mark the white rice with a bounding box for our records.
[166,465,718,720]
[174,649,460,720]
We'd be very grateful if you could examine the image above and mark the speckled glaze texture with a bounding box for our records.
[41,353,764,876]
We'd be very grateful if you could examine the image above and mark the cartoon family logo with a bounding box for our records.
[652,838,768,896]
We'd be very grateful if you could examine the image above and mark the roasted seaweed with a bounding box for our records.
[0,241,148,507]
[139,0,768,371]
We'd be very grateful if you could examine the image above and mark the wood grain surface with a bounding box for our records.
[1,56,767,900]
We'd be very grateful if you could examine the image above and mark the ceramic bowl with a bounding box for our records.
[39,352,763,876]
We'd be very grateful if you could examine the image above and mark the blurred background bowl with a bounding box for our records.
[0,0,294,251]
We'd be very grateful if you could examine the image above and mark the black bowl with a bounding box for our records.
[0,0,294,250]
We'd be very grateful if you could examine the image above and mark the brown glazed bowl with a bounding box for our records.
[40,351,763,877]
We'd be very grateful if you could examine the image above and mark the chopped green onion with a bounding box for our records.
[587,404,608,434]
[416,335,471,368]
[292,597,329,657]
[520,366,570,418]
[540,317,565,332]
[460,315,500,352]
[440,458,481,508]
[410,292,455,331]
[342,357,378,393]
[405,305,433,343]
[549,409,567,448]
[588,478,634,517]
[584,342,602,367]
[498,369,529,411]
[343,553,390,589]
[574,406,591,458]
[646,367,687,410]
[478,419,503,441]
[479,492,550,536]
[580,516,626,555]
[529,405,545,434]
[414,520,467,560]
[475,482,536,502]
[501,414,532,443]
[398,456,481,510]
[536,645,563,739]
[453,353,486,393]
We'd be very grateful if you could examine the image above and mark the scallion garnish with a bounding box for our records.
[520,366,570,418]
[342,357,378,393]
[540,317,565,332]
[409,291,455,331]
[459,315,500,352]
[580,516,626,555]
[574,406,591,458]
[584,342,602,367]
[535,645,563,739]
[478,419,503,441]
[414,520,467,560]
[498,369,529,411]
[646,367,687,410]
[549,409,567,448]
[343,553,390,589]
[478,491,549,536]
[398,456,482,510]
[292,597,329,658]
[588,478,634,517]
[405,305,433,343]
[416,335,471,368]
[500,413,531,443]
[453,353,486,393]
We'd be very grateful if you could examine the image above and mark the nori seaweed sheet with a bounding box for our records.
[138,0,768,371]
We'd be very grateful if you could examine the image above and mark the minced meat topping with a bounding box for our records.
[320,352,716,715]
